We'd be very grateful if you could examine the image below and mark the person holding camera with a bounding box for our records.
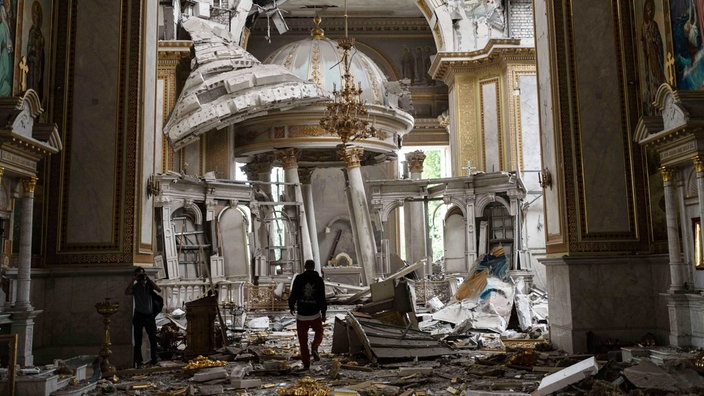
[125,266,161,368]
[288,259,327,370]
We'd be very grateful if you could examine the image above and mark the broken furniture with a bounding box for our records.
[185,295,218,358]
[333,312,455,364]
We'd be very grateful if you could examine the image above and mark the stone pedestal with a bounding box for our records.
[10,309,41,367]
[542,254,670,353]
[663,292,704,348]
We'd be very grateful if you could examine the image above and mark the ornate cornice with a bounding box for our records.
[251,17,431,36]
[429,39,535,82]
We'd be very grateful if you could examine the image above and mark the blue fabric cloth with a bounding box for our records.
[475,254,508,279]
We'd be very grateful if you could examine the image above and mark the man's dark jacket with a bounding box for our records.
[288,269,327,317]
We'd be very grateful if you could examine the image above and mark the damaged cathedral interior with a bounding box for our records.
[0,0,703,394]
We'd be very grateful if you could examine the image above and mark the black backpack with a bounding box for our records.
[151,289,164,317]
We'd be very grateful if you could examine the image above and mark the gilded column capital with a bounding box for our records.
[694,156,704,173]
[298,167,315,184]
[22,177,37,194]
[276,148,299,170]
[0,167,5,184]
[241,156,273,180]
[659,166,676,182]
[339,146,364,168]
[405,150,426,174]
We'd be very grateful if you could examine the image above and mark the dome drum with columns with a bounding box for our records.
[234,16,414,167]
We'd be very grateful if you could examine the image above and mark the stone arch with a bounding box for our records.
[475,194,510,217]
[182,200,203,225]
[416,0,455,52]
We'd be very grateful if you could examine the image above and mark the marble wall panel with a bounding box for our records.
[31,271,133,367]
[66,0,121,244]
[141,0,159,250]
[533,0,562,240]
[572,1,630,234]
[481,79,500,172]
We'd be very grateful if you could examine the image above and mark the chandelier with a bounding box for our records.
[319,2,377,148]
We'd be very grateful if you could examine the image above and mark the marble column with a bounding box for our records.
[342,146,377,285]
[343,169,363,275]
[660,166,690,292]
[405,150,428,275]
[242,157,274,272]
[299,167,322,272]
[276,149,314,265]
[12,176,40,367]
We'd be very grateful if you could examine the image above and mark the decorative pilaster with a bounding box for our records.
[341,145,377,285]
[299,167,321,271]
[275,149,314,264]
[404,150,428,272]
[660,166,691,291]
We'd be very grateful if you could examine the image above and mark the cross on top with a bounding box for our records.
[19,56,28,92]
[462,160,477,176]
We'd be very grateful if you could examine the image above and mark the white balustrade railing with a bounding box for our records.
[156,278,247,312]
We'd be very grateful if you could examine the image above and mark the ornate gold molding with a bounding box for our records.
[288,125,328,137]
[276,148,300,170]
[659,166,675,182]
[340,146,364,169]
[406,150,426,174]
[694,156,704,173]
[0,167,5,185]
[22,176,37,194]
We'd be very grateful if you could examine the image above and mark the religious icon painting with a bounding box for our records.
[13,0,51,103]
[669,0,704,89]
[0,0,17,97]
[634,0,673,115]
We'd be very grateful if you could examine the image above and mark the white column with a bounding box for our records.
[660,166,690,292]
[405,150,428,274]
[15,177,35,310]
[342,146,377,285]
[299,167,321,272]
[277,149,314,265]
[11,176,40,367]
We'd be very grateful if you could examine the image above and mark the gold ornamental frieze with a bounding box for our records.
[274,126,286,138]
[288,125,329,137]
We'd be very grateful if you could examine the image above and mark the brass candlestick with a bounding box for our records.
[95,297,119,377]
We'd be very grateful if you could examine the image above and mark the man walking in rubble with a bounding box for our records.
[289,259,327,370]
